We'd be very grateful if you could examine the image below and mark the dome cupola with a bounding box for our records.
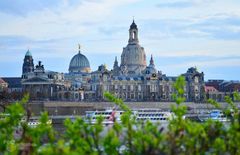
[69,45,91,73]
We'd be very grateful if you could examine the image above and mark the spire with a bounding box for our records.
[114,56,119,68]
[130,19,138,30]
[150,54,155,66]
[25,49,32,57]
[78,44,81,54]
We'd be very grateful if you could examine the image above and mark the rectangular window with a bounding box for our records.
[104,85,107,91]
[138,85,141,91]
[130,85,133,91]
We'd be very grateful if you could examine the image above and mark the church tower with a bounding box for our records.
[113,56,119,70]
[22,49,34,75]
[149,55,155,67]
[128,20,139,44]
[120,20,146,75]
[113,56,120,75]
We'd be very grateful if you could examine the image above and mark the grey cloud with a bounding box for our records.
[98,26,127,35]
[156,1,193,8]
[155,0,215,9]
[0,0,84,16]
[141,14,240,40]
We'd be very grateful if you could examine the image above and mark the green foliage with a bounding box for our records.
[0,77,240,154]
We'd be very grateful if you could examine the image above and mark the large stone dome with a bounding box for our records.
[69,51,91,73]
[120,20,146,75]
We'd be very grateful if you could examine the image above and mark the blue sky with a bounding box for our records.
[0,0,240,80]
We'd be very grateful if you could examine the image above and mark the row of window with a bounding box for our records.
[136,117,167,120]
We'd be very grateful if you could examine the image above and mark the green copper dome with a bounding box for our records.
[25,49,32,57]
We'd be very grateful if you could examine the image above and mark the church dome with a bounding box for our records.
[69,51,91,73]
[120,20,146,75]
[121,44,146,70]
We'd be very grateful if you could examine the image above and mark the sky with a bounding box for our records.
[0,0,240,80]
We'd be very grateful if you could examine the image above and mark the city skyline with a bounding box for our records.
[0,0,240,80]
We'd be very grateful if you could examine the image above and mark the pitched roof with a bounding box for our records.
[204,86,218,92]
[2,77,22,88]
[23,77,49,83]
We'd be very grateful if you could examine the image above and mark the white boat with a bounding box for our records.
[198,109,229,122]
[85,109,173,125]
[21,117,52,127]
[85,109,124,125]
[133,109,173,123]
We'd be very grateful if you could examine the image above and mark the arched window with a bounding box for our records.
[133,31,136,39]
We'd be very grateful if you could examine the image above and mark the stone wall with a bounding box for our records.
[26,101,240,116]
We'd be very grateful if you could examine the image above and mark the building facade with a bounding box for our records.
[88,21,205,102]
[205,80,240,101]
[21,51,68,100]
[20,21,206,102]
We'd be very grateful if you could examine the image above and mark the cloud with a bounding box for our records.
[163,57,240,69]
[0,0,62,16]
[140,13,240,41]
[0,0,138,40]
[98,26,126,36]
[190,14,240,40]
[156,1,193,8]
[155,0,214,9]
[156,56,240,80]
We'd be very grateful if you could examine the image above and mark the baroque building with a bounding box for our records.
[64,45,92,101]
[20,21,205,102]
[88,21,205,102]
[21,50,68,100]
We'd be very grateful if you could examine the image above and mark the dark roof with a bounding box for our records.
[23,77,49,83]
[2,77,22,88]
[130,20,138,30]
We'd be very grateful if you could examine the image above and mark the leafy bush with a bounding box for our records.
[0,76,239,154]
